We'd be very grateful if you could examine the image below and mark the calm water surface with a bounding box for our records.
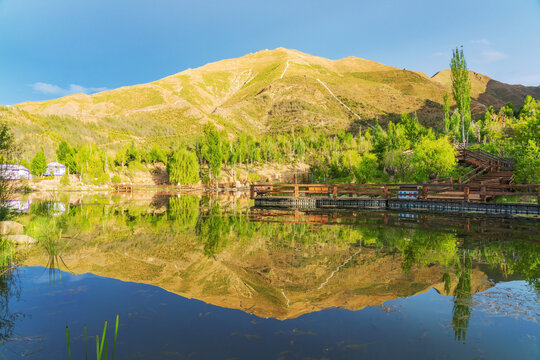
[0,194,538,359]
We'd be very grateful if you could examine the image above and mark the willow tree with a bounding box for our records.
[450,46,471,143]
[167,147,200,185]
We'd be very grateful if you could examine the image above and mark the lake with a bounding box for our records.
[0,193,538,359]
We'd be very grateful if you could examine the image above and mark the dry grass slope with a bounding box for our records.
[4,47,539,157]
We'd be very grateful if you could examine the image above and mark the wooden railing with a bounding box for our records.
[457,147,514,171]
[250,183,540,204]
[431,165,490,185]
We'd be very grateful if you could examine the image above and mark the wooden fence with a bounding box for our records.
[250,183,540,204]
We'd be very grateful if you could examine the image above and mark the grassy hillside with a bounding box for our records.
[2,48,539,158]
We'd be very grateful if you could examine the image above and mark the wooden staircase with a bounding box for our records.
[456,146,514,185]
[427,146,516,202]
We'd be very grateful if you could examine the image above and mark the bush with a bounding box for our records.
[411,137,457,182]
[60,174,70,186]
[95,172,110,185]
[111,175,122,184]
[248,173,261,183]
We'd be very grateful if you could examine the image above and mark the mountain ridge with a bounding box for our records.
[3,47,540,157]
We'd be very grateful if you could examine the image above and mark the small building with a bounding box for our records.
[44,162,66,177]
[4,199,32,213]
[0,164,32,180]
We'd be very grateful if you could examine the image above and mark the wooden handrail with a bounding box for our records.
[251,183,540,204]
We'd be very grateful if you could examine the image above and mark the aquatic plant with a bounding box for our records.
[34,219,77,285]
[66,314,119,360]
[0,238,15,275]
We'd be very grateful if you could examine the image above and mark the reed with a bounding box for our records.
[66,314,119,360]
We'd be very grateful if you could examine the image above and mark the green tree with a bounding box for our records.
[31,148,47,176]
[450,46,471,142]
[167,147,200,185]
[411,137,457,181]
[147,144,167,164]
[442,93,451,133]
[199,124,225,182]
[0,122,14,164]
[352,153,380,183]
[384,150,412,181]
[514,140,540,183]
[0,122,15,220]
[56,140,76,173]
[387,120,410,151]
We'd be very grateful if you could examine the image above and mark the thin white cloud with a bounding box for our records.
[467,39,508,63]
[31,82,107,96]
[470,39,490,45]
[481,50,508,62]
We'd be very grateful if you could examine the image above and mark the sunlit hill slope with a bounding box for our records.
[2,48,539,157]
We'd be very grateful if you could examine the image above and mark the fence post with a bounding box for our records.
[464,186,470,202]
[250,185,255,199]
[481,186,486,203]
[537,185,540,205]
[383,185,388,199]
[333,185,338,198]
[294,174,299,198]
[422,185,428,200]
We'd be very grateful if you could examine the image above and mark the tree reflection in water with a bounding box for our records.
[14,196,540,345]
[452,253,473,343]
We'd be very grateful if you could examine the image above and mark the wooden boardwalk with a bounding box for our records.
[251,146,540,216]
[250,182,540,216]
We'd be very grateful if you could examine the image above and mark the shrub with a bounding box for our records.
[248,173,261,183]
[60,174,70,186]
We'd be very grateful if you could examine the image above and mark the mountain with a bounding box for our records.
[2,48,539,158]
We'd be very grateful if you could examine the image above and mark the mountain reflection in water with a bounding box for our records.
[0,193,538,359]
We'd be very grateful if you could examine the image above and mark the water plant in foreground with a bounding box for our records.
[66,314,119,360]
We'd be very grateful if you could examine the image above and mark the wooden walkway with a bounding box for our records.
[251,169,540,216]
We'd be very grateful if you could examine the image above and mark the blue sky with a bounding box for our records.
[1,0,539,105]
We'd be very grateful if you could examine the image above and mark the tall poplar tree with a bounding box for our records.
[450,46,471,143]
[442,93,451,134]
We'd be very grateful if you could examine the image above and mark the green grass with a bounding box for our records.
[493,195,537,204]
[0,237,16,275]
